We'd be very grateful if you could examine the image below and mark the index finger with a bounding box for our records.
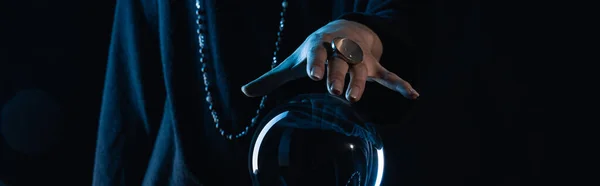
[241,53,305,97]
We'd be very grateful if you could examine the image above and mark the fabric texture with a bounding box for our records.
[92,0,409,185]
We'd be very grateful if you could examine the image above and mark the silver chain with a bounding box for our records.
[195,0,288,140]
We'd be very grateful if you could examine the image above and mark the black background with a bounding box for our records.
[0,0,585,185]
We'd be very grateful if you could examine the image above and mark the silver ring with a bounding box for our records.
[331,37,364,65]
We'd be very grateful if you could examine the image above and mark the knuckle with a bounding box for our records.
[351,82,364,90]
[312,32,332,41]
[309,44,322,53]
[354,76,368,83]
[305,45,326,60]
[353,64,368,74]
[402,81,412,88]
[329,73,346,81]
[380,71,394,81]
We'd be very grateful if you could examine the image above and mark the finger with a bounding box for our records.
[242,53,300,97]
[372,66,420,99]
[345,63,368,102]
[327,57,349,95]
[306,38,329,80]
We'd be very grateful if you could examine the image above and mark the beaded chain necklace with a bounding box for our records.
[195,0,289,140]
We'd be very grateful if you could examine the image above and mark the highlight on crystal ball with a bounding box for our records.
[248,94,384,186]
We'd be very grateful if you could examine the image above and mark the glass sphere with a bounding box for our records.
[248,94,385,186]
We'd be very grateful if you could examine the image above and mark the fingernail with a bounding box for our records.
[347,87,359,102]
[410,89,420,99]
[330,80,341,95]
[311,68,323,80]
[241,85,253,96]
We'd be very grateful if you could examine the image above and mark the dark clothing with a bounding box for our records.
[0,0,559,185]
[92,0,411,185]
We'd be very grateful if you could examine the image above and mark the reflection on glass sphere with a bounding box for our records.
[248,94,384,186]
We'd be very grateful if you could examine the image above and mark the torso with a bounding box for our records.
[167,0,336,185]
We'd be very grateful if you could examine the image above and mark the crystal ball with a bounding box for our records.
[248,94,385,186]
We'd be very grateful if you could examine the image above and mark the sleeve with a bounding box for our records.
[337,0,418,81]
[92,0,165,185]
[338,0,411,47]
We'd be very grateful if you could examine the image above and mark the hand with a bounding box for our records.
[241,19,419,102]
